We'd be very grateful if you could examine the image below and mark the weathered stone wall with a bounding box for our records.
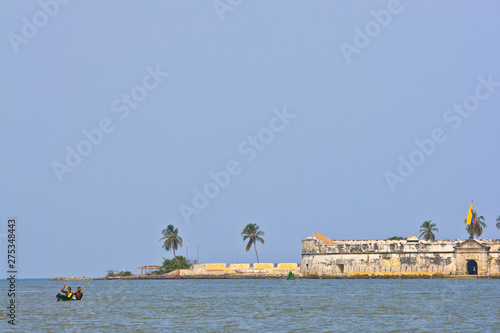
[487,242,500,274]
[301,236,500,277]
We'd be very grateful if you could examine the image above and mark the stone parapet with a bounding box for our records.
[252,263,274,269]
[301,234,500,277]
[162,263,300,279]
[228,263,251,269]
[277,263,298,269]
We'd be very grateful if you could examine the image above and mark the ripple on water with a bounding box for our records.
[2,279,499,332]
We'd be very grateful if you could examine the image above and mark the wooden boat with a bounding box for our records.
[56,293,74,301]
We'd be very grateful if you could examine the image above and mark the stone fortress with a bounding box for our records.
[103,233,500,279]
[300,233,500,278]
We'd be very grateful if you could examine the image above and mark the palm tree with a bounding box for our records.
[496,216,500,230]
[464,211,487,238]
[241,223,265,263]
[160,225,183,267]
[419,220,439,241]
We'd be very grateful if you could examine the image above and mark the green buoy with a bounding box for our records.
[286,271,295,280]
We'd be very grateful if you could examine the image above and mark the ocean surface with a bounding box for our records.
[1,278,499,332]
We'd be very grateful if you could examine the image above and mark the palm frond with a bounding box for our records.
[418,220,437,241]
[465,211,488,238]
[241,223,264,257]
[160,224,182,254]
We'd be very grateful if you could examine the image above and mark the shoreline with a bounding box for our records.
[97,271,500,280]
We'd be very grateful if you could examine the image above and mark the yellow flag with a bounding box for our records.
[466,202,473,225]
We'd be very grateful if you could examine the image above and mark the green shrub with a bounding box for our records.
[162,256,191,273]
[386,236,407,240]
[106,270,116,277]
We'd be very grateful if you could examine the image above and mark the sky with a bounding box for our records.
[1,0,500,278]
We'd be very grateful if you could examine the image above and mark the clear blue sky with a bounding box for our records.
[1,0,500,278]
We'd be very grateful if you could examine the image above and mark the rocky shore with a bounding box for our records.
[51,277,90,281]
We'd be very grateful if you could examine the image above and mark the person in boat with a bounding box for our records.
[58,283,74,300]
[56,279,93,301]
[73,287,83,300]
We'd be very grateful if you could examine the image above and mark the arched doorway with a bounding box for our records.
[467,260,478,275]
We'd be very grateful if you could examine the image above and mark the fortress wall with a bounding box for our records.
[277,263,298,269]
[178,263,300,278]
[301,252,456,276]
[252,263,274,269]
[302,239,458,255]
[488,243,500,274]
[228,263,251,269]
[301,238,500,277]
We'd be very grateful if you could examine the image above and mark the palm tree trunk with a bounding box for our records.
[254,243,260,263]
[173,248,181,267]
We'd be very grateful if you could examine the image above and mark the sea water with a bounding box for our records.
[1,279,499,332]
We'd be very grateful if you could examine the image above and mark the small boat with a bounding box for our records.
[56,279,93,301]
[56,293,74,301]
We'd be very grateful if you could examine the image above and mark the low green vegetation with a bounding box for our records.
[386,236,406,240]
[105,270,133,277]
[162,256,191,273]
[145,256,192,275]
